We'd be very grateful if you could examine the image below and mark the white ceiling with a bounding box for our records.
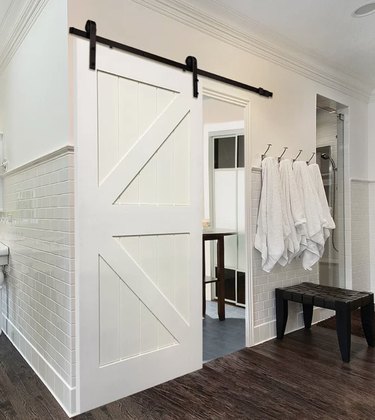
[186,0,375,91]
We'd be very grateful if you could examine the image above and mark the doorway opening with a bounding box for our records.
[316,94,347,289]
[202,96,247,362]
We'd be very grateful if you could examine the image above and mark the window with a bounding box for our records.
[214,135,244,169]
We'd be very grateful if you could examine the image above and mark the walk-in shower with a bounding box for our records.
[316,95,346,288]
[319,151,338,252]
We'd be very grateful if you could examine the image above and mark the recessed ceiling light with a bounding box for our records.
[352,2,375,17]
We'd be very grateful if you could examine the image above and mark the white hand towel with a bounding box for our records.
[254,157,284,272]
[308,163,336,241]
[279,159,306,264]
[293,161,326,270]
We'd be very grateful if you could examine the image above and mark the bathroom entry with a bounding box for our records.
[202,97,246,361]
[316,95,346,288]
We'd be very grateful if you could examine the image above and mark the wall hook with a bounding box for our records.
[306,152,316,165]
[261,143,272,161]
[293,149,303,162]
[278,147,288,163]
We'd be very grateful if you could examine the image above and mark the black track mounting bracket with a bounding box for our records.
[185,56,199,98]
[85,20,97,70]
[69,20,274,98]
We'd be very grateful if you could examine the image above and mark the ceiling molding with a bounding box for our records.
[132,0,372,103]
[0,0,49,73]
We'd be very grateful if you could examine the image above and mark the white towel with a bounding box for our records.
[308,163,336,241]
[293,161,326,270]
[279,159,306,264]
[255,157,284,272]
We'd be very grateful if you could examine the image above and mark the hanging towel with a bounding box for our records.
[255,157,284,272]
[308,163,336,241]
[293,161,326,270]
[279,159,306,264]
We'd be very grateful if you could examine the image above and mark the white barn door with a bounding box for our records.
[74,39,203,413]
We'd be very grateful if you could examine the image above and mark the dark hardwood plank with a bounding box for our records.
[1,320,375,420]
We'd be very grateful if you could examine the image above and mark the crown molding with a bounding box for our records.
[132,0,372,103]
[0,0,49,73]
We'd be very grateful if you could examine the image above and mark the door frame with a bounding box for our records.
[205,126,245,305]
[201,78,254,347]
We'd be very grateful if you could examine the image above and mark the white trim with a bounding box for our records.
[2,145,74,177]
[0,0,50,73]
[1,316,77,418]
[132,0,372,102]
[254,307,334,345]
[202,79,254,348]
[350,178,375,183]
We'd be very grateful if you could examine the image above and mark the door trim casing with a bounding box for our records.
[202,79,254,347]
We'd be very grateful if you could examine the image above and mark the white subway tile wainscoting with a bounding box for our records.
[0,146,75,414]
[351,180,371,292]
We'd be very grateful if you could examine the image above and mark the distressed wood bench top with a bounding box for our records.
[277,282,373,311]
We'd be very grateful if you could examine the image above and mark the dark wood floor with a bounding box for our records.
[1,322,374,419]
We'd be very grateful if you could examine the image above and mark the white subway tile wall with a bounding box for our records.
[351,180,371,291]
[251,170,318,341]
[369,183,375,292]
[0,149,75,414]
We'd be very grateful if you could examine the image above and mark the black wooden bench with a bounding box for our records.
[275,282,374,362]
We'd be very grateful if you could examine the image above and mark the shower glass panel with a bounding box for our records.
[316,105,345,288]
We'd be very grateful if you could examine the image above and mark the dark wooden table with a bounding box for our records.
[275,282,374,362]
[202,229,236,321]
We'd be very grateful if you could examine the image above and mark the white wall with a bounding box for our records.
[68,0,368,179]
[203,97,243,124]
[367,101,375,292]
[0,0,69,171]
[368,102,375,180]
[0,149,75,414]
[68,0,370,342]
[0,0,75,415]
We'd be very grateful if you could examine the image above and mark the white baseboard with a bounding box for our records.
[253,307,335,345]
[1,316,76,417]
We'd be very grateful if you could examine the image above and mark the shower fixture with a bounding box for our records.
[320,153,337,171]
[318,151,338,252]
[352,2,375,17]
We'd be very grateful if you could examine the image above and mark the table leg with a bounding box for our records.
[202,239,206,318]
[335,301,351,363]
[303,304,313,329]
[360,296,374,347]
[276,289,288,339]
[217,236,225,321]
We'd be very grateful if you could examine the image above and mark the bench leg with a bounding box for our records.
[360,298,374,347]
[335,302,351,363]
[303,304,313,329]
[276,289,288,339]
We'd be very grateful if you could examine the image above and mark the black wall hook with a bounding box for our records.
[278,147,288,163]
